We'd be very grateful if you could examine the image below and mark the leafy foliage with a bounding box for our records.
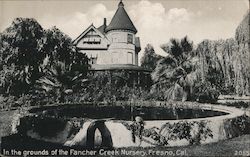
[122,120,213,146]
[224,101,250,109]
[35,28,89,103]
[0,18,44,95]
[0,18,89,105]
[151,36,196,101]
[192,81,220,103]
[196,37,249,96]
[1,18,44,67]
[42,27,74,68]
[141,44,163,71]
[223,115,250,138]
[159,120,213,145]
[80,71,152,103]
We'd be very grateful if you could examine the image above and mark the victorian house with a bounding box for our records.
[73,0,141,69]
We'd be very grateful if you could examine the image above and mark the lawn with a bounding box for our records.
[127,135,250,157]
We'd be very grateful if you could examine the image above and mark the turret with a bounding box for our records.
[106,0,140,65]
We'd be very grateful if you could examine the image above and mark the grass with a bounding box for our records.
[112,135,250,157]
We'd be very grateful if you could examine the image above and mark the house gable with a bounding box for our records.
[73,25,110,50]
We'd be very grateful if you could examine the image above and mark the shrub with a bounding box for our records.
[192,82,220,103]
[122,120,213,146]
[80,71,152,103]
[223,115,250,138]
[0,96,16,110]
[225,102,250,108]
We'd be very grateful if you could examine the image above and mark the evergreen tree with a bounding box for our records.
[141,44,162,71]
[0,18,44,95]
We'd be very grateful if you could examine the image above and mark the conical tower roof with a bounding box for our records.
[105,0,137,33]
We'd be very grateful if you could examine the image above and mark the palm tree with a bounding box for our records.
[36,50,89,103]
[151,36,197,101]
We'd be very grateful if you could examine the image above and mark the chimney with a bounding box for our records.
[104,18,107,26]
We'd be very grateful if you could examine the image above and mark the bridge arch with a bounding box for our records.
[86,120,113,148]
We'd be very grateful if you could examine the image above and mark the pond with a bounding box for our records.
[2,102,245,148]
[29,104,228,120]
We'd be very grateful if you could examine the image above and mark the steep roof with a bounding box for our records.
[72,24,107,45]
[97,18,107,34]
[97,24,106,34]
[105,0,137,33]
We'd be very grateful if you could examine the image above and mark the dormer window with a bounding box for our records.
[127,34,133,44]
[83,38,101,44]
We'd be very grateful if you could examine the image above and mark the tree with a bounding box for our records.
[151,36,196,101]
[0,18,90,103]
[42,27,73,70]
[36,27,89,103]
[1,18,44,67]
[36,51,89,103]
[141,44,162,71]
[0,18,44,95]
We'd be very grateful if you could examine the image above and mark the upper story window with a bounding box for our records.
[127,34,133,44]
[89,57,97,64]
[111,33,119,42]
[82,38,101,44]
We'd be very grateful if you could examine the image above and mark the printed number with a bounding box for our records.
[234,150,250,156]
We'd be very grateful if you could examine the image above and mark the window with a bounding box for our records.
[112,52,119,64]
[112,37,118,42]
[112,33,119,42]
[82,38,101,44]
[127,34,133,44]
[89,57,97,64]
[127,52,133,64]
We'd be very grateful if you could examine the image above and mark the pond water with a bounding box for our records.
[29,105,228,120]
[5,103,244,148]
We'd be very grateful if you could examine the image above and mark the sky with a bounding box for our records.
[0,0,249,58]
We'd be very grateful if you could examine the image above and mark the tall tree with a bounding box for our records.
[151,36,196,101]
[141,44,162,71]
[42,27,73,70]
[36,27,89,102]
[0,18,44,95]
